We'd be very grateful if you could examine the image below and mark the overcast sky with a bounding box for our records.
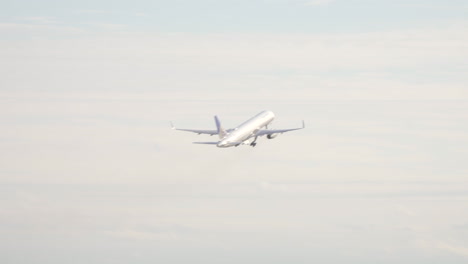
[1,0,468,263]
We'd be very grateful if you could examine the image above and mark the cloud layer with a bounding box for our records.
[1,1,468,263]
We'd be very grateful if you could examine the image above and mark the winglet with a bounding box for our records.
[302,120,305,128]
[170,121,176,129]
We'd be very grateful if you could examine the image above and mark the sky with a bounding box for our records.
[1,0,468,263]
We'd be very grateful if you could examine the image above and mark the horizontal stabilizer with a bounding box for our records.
[193,142,219,145]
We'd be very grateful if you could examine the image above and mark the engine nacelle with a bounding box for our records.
[267,133,277,139]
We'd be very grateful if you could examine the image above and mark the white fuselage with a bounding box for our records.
[217,111,275,148]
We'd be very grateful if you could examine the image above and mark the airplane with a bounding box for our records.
[171,110,305,148]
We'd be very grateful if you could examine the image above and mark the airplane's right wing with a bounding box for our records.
[255,120,305,136]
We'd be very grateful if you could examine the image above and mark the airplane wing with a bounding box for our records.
[170,122,218,135]
[255,120,305,136]
[173,128,219,135]
[193,141,219,145]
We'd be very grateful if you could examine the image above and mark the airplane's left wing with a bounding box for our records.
[171,122,218,135]
[193,141,219,145]
[173,128,219,135]
[256,120,305,136]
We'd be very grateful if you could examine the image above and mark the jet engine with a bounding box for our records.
[267,133,277,139]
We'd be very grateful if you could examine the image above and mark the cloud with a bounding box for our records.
[304,0,334,6]
[85,22,129,31]
[106,229,180,241]
[75,10,108,14]
[134,12,148,17]
[418,240,468,259]
[436,243,468,258]
[1,20,467,99]
[0,22,85,38]
[17,16,57,24]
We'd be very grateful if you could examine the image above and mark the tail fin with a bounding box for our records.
[214,116,227,139]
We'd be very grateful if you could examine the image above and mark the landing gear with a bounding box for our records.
[250,136,258,147]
